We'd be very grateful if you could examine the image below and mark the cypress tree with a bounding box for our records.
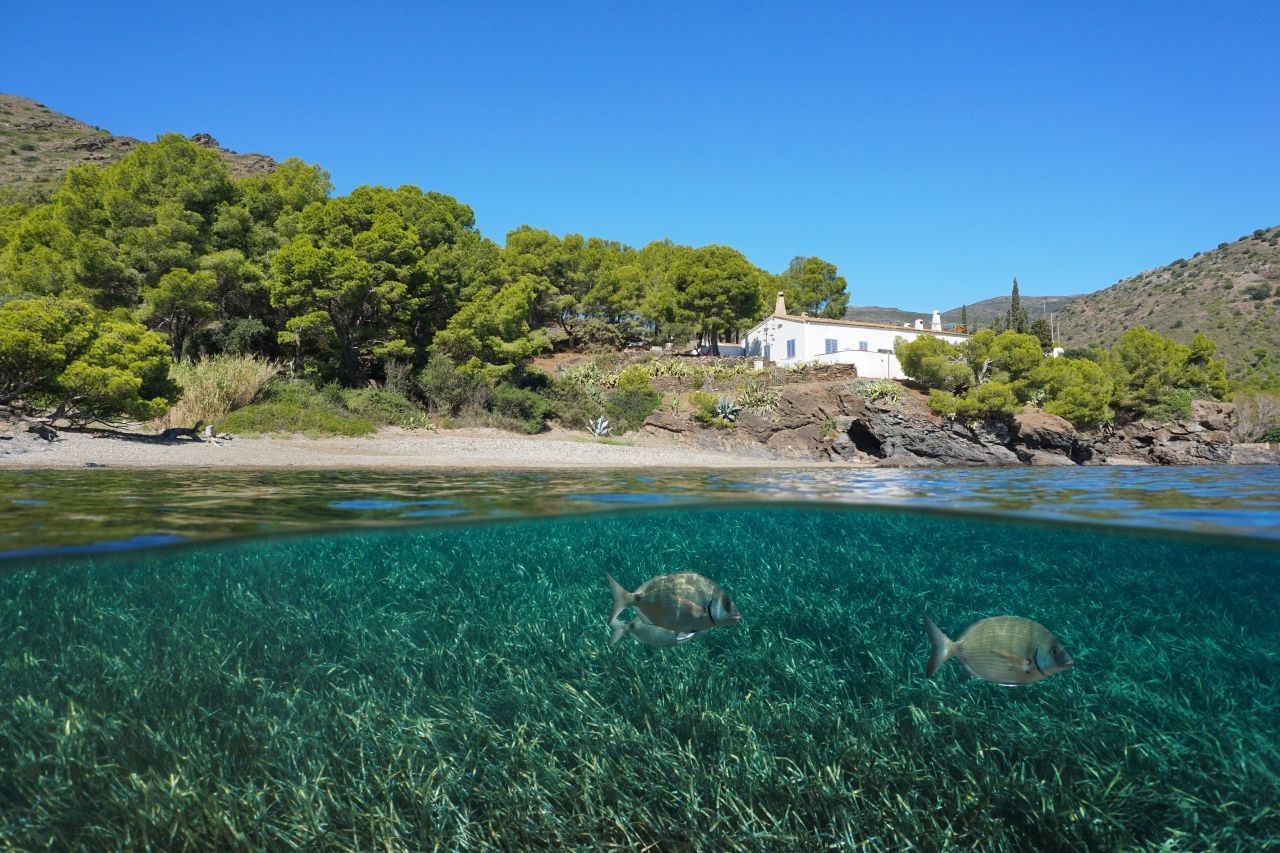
[961,304,969,331]
[1009,277,1028,334]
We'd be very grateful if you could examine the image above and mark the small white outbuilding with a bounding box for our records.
[742,293,969,379]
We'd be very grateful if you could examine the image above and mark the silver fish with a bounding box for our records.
[607,571,740,643]
[609,611,701,648]
[925,614,1074,686]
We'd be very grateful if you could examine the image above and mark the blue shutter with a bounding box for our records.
[859,341,869,351]
[786,339,796,359]
[825,338,838,353]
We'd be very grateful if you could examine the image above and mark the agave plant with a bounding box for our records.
[714,396,742,423]
[737,378,780,413]
[588,416,612,437]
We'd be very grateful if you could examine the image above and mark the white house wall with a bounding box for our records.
[743,317,967,380]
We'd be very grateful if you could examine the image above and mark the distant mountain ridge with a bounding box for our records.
[0,93,276,203]
[844,294,1080,329]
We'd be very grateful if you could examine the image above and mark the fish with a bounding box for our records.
[607,571,740,644]
[609,611,701,648]
[924,614,1074,686]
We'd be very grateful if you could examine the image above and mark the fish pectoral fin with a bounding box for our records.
[674,596,707,617]
[994,650,1033,672]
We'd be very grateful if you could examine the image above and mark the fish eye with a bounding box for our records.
[722,596,732,609]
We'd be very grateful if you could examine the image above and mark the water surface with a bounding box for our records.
[4,464,1280,558]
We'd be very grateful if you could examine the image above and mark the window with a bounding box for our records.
[859,341,869,351]
[825,338,838,354]
[786,339,796,359]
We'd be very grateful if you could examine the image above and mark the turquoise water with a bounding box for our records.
[0,495,1278,848]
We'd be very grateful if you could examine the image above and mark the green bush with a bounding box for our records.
[545,380,605,430]
[935,382,1019,420]
[1148,388,1194,423]
[687,390,719,417]
[614,364,654,394]
[415,357,487,415]
[218,380,375,436]
[489,385,550,434]
[1028,358,1113,428]
[605,388,661,433]
[928,389,958,419]
[340,388,428,428]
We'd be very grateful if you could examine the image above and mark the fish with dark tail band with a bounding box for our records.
[607,572,740,644]
[924,614,1074,686]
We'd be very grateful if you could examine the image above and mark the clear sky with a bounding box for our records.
[4,1,1278,309]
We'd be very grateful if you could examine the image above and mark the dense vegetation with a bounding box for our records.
[0,134,849,430]
[895,327,1229,427]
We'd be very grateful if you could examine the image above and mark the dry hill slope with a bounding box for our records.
[1056,225,1280,388]
[0,93,276,203]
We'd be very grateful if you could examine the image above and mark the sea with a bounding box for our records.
[1,465,1277,849]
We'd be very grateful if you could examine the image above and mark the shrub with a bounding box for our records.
[489,385,550,434]
[932,383,1019,420]
[545,380,605,430]
[928,389,959,419]
[1231,391,1280,442]
[340,388,429,428]
[218,380,375,437]
[1028,357,1113,428]
[687,390,719,417]
[615,365,654,394]
[158,354,281,429]
[1244,283,1273,301]
[1148,388,1193,423]
[958,382,1019,418]
[605,387,661,433]
[415,357,487,415]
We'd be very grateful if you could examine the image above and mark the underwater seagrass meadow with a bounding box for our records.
[0,503,1278,848]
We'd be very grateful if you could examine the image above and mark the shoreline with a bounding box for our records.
[0,425,837,470]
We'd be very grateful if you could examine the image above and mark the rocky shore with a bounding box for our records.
[643,382,1280,467]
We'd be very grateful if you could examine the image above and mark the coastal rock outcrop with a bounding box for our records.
[642,384,1245,467]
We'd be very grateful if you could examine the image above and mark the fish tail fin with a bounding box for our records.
[608,615,632,646]
[606,574,633,625]
[924,613,953,677]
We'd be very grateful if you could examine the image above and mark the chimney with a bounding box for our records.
[931,310,942,331]
[774,291,786,316]
[914,318,924,330]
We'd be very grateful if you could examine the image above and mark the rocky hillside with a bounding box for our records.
[1056,225,1280,388]
[0,94,276,203]
[641,379,1262,466]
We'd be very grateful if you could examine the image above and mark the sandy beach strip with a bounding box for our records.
[0,426,826,469]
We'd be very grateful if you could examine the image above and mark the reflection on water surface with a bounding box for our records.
[3,465,1280,557]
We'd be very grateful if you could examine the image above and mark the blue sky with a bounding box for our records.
[5,1,1278,309]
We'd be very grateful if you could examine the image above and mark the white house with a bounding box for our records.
[742,292,969,379]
